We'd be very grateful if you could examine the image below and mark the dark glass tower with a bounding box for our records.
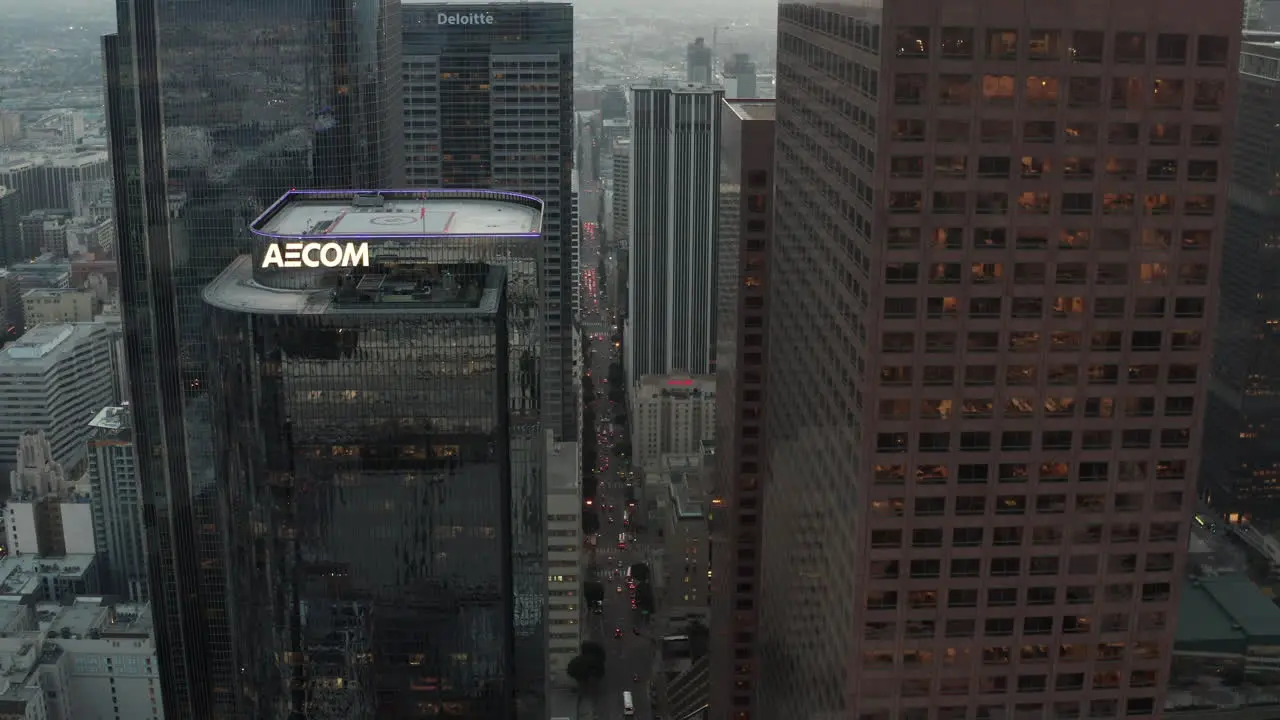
[102,0,403,716]
[205,188,542,718]
[1203,40,1280,521]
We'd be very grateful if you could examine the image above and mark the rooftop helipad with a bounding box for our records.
[252,190,543,238]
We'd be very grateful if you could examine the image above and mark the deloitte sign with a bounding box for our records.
[437,11,494,25]
[261,242,371,269]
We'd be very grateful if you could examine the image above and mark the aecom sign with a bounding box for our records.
[437,12,494,25]
[261,242,370,269]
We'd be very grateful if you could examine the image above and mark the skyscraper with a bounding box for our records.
[722,53,759,98]
[1202,38,1280,522]
[627,85,723,381]
[401,2,576,442]
[102,0,404,714]
[687,37,713,85]
[204,188,542,717]
[708,98,774,720]
[758,2,1239,717]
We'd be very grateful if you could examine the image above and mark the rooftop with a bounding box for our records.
[1,323,103,363]
[1176,575,1280,653]
[546,438,580,492]
[88,405,131,435]
[252,190,542,239]
[726,99,776,121]
[0,555,96,597]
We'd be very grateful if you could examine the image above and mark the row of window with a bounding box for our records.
[868,586,1171,612]
[878,425,1192,452]
[880,426,1194,452]
[883,329,1206,356]
[867,520,1180,552]
[874,458,1182,486]
[888,190,1218,217]
[860,697,1156,720]
[871,491,1183,519]
[889,227,1211,253]
[891,118,1222,147]
[893,74,1225,111]
[884,260,1209,285]
[865,672,1157,700]
[894,27,1229,67]
[883,325,1201,351]
[884,298,1204,326]
[890,155,1217,182]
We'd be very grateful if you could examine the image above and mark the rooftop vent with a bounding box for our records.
[352,193,385,208]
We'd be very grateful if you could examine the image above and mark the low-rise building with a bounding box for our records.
[22,289,100,327]
[631,374,716,471]
[0,596,162,719]
[544,432,582,687]
[0,555,98,603]
[660,454,712,627]
[6,431,95,559]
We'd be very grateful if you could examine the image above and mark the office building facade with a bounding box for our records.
[103,0,403,713]
[758,2,1239,718]
[87,405,148,603]
[1202,39,1280,523]
[708,99,774,720]
[0,323,114,477]
[402,1,576,442]
[203,188,543,718]
[722,54,760,99]
[631,374,718,471]
[627,85,723,381]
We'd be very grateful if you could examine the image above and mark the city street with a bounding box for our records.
[579,172,659,718]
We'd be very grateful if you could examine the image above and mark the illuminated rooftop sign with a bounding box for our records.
[261,242,370,269]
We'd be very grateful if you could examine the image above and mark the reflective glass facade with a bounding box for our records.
[206,260,513,718]
[1203,43,1280,521]
[402,2,577,446]
[103,0,403,714]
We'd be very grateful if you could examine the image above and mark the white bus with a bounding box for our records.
[622,690,635,716]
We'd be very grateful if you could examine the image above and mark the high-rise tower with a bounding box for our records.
[402,2,576,444]
[687,37,713,85]
[102,0,404,715]
[203,189,539,717]
[627,84,723,381]
[758,1,1240,717]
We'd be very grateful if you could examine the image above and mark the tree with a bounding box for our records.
[608,362,625,386]
[583,474,599,501]
[686,619,710,660]
[613,413,627,426]
[613,441,631,458]
[581,641,606,664]
[584,581,605,605]
[636,582,656,615]
[608,387,626,404]
[582,447,598,479]
[582,509,600,535]
[567,651,605,687]
[631,563,651,583]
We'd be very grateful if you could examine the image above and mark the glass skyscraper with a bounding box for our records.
[102,0,404,715]
[402,2,576,443]
[204,188,543,718]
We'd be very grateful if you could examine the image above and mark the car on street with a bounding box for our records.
[616,586,623,594]
[614,627,623,639]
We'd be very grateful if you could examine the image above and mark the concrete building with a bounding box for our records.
[687,37,713,84]
[721,53,759,98]
[0,555,98,603]
[62,216,113,258]
[6,254,71,291]
[627,85,723,380]
[22,289,100,327]
[87,406,146,603]
[17,210,72,262]
[610,138,631,251]
[92,310,128,404]
[0,324,115,477]
[0,186,19,266]
[0,597,162,720]
[0,270,23,339]
[544,432,582,687]
[756,3,1240,718]
[5,431,95,559]
[708,98,774,720]
[631,374,717,471]
[662,459,712,627]
[0,153,110,216]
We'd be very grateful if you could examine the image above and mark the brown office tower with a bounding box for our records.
[709,99,775,720]
[758,1,1240,718]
